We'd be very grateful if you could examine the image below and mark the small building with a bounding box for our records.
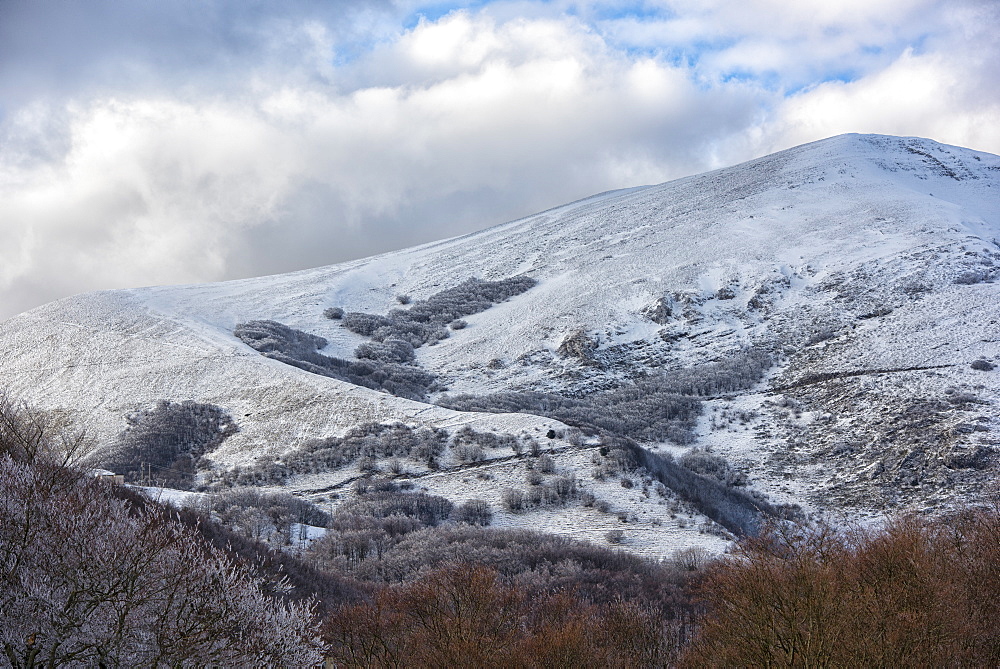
[89,468,125,485]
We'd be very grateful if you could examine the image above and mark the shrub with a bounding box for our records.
[95,400,237,487]
[501,488,525,512]
[681,449,747,487]
[971,359,996,371]
[237,278,537,400]
[190,488,330,545]
[211,423,451,486]
[806,325,837,345]
[622,440,778,536]
[339,490,454,526]
[671,546,710,572]
[235,320,437,400]
[292,424,447,472]
[339,312,390,337]
[438,347,772,444]
[454,499,493,526]
[0,457,321,666]
[354,339,416,364]
[438,349,779,533]
[550,476,577,499]
[683,511,1000,666]
[954,270,988,285]
[341,276,536,348]
[321,564,682,667]
[454,443,485,463]
[0,394,93,466]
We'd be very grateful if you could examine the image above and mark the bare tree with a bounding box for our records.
[0,404,322,667]
[0,393,93,467]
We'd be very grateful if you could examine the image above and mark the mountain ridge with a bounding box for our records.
[2,132,998,555]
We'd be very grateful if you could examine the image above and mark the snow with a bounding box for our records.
[410,447,733,558]
[2,133,999,558]
[135,485,202,508]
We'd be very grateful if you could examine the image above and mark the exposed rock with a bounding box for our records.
[557,329,598,362]
[642,297,673,324]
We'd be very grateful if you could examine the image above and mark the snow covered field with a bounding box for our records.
[2,133,998,557]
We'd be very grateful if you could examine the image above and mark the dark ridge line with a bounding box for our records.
[699,363,959,401]
[296,441,600,497]
[768,363,957,393]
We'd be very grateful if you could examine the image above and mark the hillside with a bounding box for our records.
[1,133,997,554]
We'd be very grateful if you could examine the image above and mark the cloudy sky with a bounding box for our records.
[1,0,998,320]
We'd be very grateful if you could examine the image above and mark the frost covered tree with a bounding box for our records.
[0,401,321,667]
[95,399,238,486]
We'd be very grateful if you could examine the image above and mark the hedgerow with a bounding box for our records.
[235,320,437,400]
[341,276,536,347]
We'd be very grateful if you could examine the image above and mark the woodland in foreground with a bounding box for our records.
[2,397,999,667]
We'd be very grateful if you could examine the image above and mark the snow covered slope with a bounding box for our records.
[1,133,998,550]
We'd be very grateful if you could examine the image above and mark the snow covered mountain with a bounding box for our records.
[2,133,998,555]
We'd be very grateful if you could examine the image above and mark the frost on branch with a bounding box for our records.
[0,402,321,667]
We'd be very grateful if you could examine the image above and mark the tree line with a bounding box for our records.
[3,394,1000,665]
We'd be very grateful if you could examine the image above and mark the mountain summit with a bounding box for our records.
[2,133,997,552]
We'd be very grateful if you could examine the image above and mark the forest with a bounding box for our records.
[3,394,999,666]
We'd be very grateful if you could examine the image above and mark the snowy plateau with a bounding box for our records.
[1,133,998,558]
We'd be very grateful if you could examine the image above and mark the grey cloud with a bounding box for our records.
[0,0,397,108]
[0,1,997,322]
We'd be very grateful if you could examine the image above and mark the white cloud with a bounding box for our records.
[757,2,1000,156]
[0,1,997,319]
